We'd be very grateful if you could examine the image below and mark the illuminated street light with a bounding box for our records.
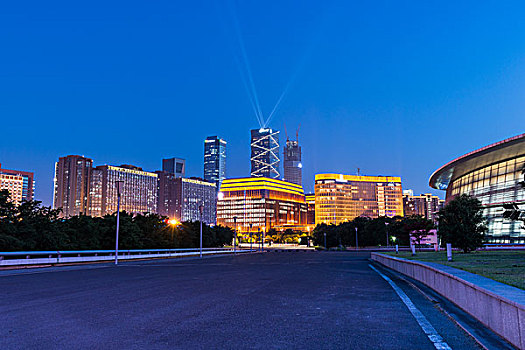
[114,180,124,266]
[199,203,204,258]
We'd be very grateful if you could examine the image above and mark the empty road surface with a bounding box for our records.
[1,252,484,349]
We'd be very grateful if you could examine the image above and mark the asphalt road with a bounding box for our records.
[0,252,484,349]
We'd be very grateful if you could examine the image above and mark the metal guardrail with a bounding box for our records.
[0,248,254,267]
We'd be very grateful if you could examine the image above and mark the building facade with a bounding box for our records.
[305,193,315,226]
[0,163,35,202]
[0,173,24,205]
[162,157,186,178]
[53,155,93,217]
[250,128,280,179]
[175,178,216,224]
[283,139,302,185]
[314,174,404,225]
[430,133,525,244]
[217,177,307,233]
[90,165,158,216]
[204,136,226,190]
[402,190,444,223]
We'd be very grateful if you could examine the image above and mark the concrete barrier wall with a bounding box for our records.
[0,250,252,267]
[371,253,525,350]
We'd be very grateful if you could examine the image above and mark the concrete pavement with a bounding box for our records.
[0,252,484,349]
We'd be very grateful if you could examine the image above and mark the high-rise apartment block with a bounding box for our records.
[162,157,185,178]
[314,173,404,225]
[204,136,226,189]
[402,190,445,223]
[217,177,307,233]
[53,155,93,217]
[283,139,302,185]
[0,173,24,205]
[250,128,280,179]
[0,163,34,203]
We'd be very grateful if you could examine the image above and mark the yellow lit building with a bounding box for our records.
[305,193,315,226]
[315,174,404,224]
[0,173,24,205]
[217,177,307,233]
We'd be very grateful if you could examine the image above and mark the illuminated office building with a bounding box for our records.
[175,177,217,224]
[283,139,302,185]
[430,133,525,243]
[0,163,34,202]
[53,155,93,217]
[402,191,444,223]
[204,136,227,190]
[217,177,307,233]
[306,193,315,226]
[162,157,185,178]
[315,174,404,224]
[90,165,158,216]
[250,128,280,179]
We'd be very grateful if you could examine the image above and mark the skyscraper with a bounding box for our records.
[53,155,93,217]
[162,157,185,178]
[283,139,302,185]
[250,128,280,179]
[204,136,226,189]
[0,163,34,202]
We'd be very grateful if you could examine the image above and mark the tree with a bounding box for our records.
[438,194,487,253]
[403,215,434,249]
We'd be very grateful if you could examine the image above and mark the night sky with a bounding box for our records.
[1,1,524,206]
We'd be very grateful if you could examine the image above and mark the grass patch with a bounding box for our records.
[383,251,525,290]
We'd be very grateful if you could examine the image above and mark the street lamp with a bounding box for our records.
[324,232,327,250]
[233,216,237,255]
[249,223,253,252]
[355,227,358,252]
[199,203,204,258]
[114,180,124,265]
[385,222,390,248]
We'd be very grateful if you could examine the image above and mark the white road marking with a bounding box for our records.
[369,264,452,350]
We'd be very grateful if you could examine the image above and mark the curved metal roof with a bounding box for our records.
[429,133,525,190]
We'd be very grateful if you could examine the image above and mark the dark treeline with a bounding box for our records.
[0,190,233,251]
[312,215,434,248]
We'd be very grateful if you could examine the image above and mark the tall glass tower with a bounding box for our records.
[204,136,227,190]
[250,128,280,179]
[283,139,302,185]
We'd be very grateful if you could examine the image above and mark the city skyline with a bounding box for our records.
[1,1,525,206]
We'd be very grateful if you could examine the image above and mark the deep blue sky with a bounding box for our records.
[1,1,524,206]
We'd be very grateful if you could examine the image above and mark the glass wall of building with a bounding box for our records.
[447,156,525,243]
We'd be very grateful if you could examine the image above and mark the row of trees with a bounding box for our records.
[311,194,487,252]
[0,190,234,251]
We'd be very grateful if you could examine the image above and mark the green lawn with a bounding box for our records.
[384,251,525,290]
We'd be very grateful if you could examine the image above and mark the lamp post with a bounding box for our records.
[355,227,358,252]
[233,216,237,255]
[199,203,204,258]
[385,222,390,248]
[114,180,124,266]
[249,223,253,252]
[324,232,327,250]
